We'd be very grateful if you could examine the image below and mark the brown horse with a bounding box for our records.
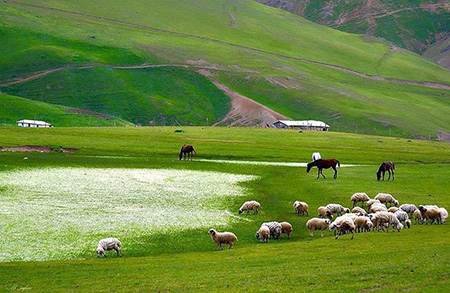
[179,144,196,160]
[306,159,340,179]
[377,161,395,181]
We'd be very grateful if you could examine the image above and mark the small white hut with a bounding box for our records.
[17,119,53,128]
[272,120,329,131]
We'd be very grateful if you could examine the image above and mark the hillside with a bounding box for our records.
[0,0,450,138]
[423,35,450,69]
[256,0,450,59]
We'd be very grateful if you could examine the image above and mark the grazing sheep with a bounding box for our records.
[354,216,373,233]
[370,203,388,213]
[388,207,399,213]
[293,201,309,216]
[280,222,293,239]
[374,211,403,232]
[394,210,410,229]
[317,206,333,219]
[350,192,370,207]
[326,204,350,216]
[413,209,423,224]
[312,152,321,161]
[306,218,330,237]
[352,207,368,216]
[418,206,442,225]
[262,222,282,239]
[239,200,260,215]
[374,193,399,207]
[399,204,418,214]
[255,225,270,243]
[329,216,355,239]
[439,208,448,224]
[97,238,122,258]
[208,229,237,250]
[366,199,381,209]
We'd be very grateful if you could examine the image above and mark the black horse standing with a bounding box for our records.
[179,144,196,160]
[377,161,395,181]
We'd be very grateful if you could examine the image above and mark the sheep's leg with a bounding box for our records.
[351,231,354,240]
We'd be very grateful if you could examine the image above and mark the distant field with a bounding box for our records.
[0,126,449,291]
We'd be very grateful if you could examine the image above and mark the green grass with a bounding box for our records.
[0,93,132,127]
[1,0,450,138]
[0,126,449,290]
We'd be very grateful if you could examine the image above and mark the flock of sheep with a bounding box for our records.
[207,193,448,250]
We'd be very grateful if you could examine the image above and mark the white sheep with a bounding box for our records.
[208,229,238,250]
[280,221,293,239]
[239,200,260,215]
[374,211,403,232]
[374,193,399,207]
[352,207,368,216]
[293,201,309,216]
[366,199,381,209]
[326,204,350,216]
[439,208,448,224]
[350,192,370,207]
[262,222,282,239]
[413,209,423,224]
[317,206,333,219]
[354,216,373,233]
[97,238,122,258]
[399,204,418,214]
[388,207,399,213]
[255,225,270,243]
[394,210,410,229]
[306,218,330,237]
[329,216,355,239]
[312,152,321,161]
[370,203,388,213]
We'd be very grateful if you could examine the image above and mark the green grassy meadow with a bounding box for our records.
[0,126,449,291]
[1,0,449,138]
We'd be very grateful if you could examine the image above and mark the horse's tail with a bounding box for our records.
[392,162,395,170]
[337,160,340,167]
[192,147,197,155]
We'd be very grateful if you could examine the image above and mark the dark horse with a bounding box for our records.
[306,159,340,179]
[377,161,395,181]
[179,144,196,160]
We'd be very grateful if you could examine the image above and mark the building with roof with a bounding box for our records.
[271,120,329,131]
[17,120,53,128]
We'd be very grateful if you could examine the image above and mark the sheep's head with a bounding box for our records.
[238,209,243,214]
[97,247,104,257]
[329,223,336,231]
[255,231,260,240]
[396,223,403,232]
[394,200,399,207]
[208,229,216,236]
[345,208,350,214]
[405,219,411,229]
[326,211,333,219]
[325,219,331,225]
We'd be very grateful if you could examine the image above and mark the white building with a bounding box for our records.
[272,120,329,131]
[17,119,53,128]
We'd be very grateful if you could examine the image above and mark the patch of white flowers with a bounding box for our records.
[0,168,256,262]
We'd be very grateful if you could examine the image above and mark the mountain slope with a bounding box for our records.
[256,0,450,66]
[0,0,449,138]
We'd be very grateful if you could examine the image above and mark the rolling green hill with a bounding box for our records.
[0,0,449,138]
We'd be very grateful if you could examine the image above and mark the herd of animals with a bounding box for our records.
[95,148,446,256]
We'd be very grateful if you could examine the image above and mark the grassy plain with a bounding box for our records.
[0,126,449,291]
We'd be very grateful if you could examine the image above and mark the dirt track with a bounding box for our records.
[5,0,450,91]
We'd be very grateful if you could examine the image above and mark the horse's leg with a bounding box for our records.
[382,171,385,181]
[387,170,391,181]
[392,169,394,181]
[321,169,326,179]
[317,168,320,179]
[333,166,337,179]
